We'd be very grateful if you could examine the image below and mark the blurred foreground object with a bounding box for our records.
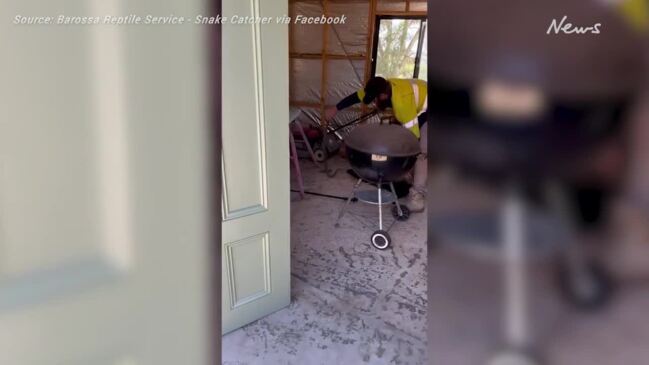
[428,0,647,363]
[617,0,649,31]
[0,0,212,363]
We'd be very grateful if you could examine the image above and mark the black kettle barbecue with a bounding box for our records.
[345,123,420,182]
[335,123,421,250]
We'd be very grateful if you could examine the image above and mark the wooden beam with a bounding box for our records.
[363,0,377,114]
[319,0,329,120]
[406,0,410,12]
[364,0,377,85]
[290,52,365,60]
[376,11,426,17]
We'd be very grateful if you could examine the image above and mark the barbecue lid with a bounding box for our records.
[345,124,420,157]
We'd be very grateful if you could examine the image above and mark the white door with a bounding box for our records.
[0,0,211,364]
[221,0,291,334]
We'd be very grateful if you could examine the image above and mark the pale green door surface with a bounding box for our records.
[221,0,291,334]
[0,0,211,363]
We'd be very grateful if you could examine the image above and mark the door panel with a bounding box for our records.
[0,0,211,363]
[225,232,271,307]
[222,0,290,334]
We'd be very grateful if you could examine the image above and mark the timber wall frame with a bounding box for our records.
[288,0,426,116]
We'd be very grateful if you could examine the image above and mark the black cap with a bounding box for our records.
[363,77,389,104]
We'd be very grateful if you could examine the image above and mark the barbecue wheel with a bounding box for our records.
[392,205,410,221]
[556,259,613,310]
[371,230,391,250]
[313,147,327,162]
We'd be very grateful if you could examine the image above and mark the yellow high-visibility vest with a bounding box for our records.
[618,0,649,31]
[357,78,427,138]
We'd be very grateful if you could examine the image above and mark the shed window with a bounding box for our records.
[372,17,427,80]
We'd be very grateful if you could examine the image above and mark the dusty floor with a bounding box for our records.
[427,171,649,365]
[223,154,649,365]
[429,247,649,365]
[222,156,428,364]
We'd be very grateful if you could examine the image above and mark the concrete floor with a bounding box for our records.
[222,156,428,364]
[223,153,649,365]
[429,247,649,365]
[427,171,649,365]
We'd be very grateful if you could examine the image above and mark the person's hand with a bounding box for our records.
[324,106,338,123]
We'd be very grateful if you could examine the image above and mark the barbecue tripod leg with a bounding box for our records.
[501,184,530,350]
[335,178,362,227]
[546,181,588,271]
[389,182,404,216]
[378,182,383,231]
[544,181,612,310]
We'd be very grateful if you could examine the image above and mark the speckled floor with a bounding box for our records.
[222,156,428,364]
[222,154,649,365]
[427,170,649,365]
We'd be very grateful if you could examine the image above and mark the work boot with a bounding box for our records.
[407,188,425,213]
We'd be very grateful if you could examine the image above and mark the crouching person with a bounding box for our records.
[325,76,428,212]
